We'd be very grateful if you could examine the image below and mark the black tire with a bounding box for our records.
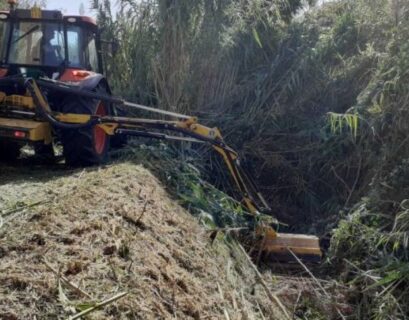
[61,86,111,166]
[110,133,128,149]
[34,143,55,163]
[0,140,20,162]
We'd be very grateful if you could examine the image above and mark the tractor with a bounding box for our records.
[0,1,114,165]
[0,1,323,263]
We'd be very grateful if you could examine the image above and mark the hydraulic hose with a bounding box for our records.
[24,78,100,130]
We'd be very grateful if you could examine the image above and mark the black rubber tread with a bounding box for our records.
[61,86,111,166]
[0,140,21,162]
[34,143,55,163]
[110,132,128,149]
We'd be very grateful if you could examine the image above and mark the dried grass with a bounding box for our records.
[0,161,350,319]
[0,162,284,319]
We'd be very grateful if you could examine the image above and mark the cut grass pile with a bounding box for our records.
[0,160,349,319]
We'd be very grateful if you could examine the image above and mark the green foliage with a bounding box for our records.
[98,0,409,317]
[114,143,257,229]
[328,112,359,140]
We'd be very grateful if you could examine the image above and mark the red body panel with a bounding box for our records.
[59,69,97,82]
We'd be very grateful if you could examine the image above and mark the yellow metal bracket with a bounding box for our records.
[56,113,92,124]
[31,5,42,19]
[98,123,118,135]
[5,95,35,109]
[55,113,118,135]
[0,91,35,110]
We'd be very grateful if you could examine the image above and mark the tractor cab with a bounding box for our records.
[0,4,103,80]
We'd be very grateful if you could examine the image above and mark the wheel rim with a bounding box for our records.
[94,101,107,155]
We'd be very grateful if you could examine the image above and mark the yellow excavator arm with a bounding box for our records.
[27,79,271,216]
[9,78,322,263]
[176,119,270,215]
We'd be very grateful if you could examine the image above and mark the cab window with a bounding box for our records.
[86,32,98,71]
[9,21,64,66]
[67,26,81,67]
[66,25,99,71]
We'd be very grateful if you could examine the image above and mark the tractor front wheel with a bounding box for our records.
[61,87,111,166]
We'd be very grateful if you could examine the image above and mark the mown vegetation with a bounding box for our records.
[93,0,409,317]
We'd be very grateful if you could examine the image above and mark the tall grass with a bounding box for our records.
[96,0,409,317]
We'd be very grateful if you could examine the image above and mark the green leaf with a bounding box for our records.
[367,271,401,289]
[75,302,98,311]
[252,28,263,48]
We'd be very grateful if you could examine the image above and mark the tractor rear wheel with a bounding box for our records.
[0,140,20,162]
[61,87,111,166]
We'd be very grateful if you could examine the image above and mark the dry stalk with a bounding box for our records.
[77,169,86,179]
[287,249,329,298]
[68,292,128,320]
[43,259,93,299]
[331,166,352,194]
[206,227,248,233]
[345,155,362,207]
[288,249,346,320]
[136,200,149,223]
[240,289,253,320]
[238,244,291,320]
[118,201,149,228]
[256,302,266,320]
[217,282,231,320]
[293,290,303,317]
